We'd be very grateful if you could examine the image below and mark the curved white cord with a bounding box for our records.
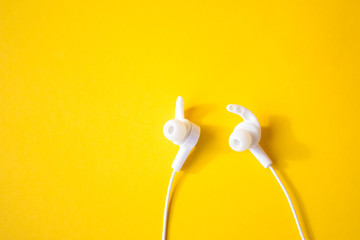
[269,166,305,240]
[162,170,176,240]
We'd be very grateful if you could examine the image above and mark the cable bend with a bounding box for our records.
[162,167,306,240]
[269,166,306,240]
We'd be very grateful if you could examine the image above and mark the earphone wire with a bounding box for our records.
[269,166,305,240]
[162,170,177,240]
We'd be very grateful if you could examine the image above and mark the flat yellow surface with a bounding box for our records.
[1,0,360,239]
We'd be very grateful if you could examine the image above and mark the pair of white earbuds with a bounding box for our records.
[163,96,271,171]
[162,96,306,240]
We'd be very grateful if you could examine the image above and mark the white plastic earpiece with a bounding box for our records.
[164,96,200,172]
[227,104,272,168]
[226,104,306,239]
[162,97,201,240]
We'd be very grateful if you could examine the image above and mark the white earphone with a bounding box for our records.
[163,96,200,172]
[162,96,200,240]
[227,104,305,240]
[162,99,306,240]
[227,104,272,168]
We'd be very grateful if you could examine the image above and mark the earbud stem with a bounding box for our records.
[249,145,272,168]
[172,147,192,172]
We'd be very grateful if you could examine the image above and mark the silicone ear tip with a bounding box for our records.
[229,129,252,152]
[163,120,187,142]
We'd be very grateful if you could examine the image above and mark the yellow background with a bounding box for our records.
[0,0,360,239]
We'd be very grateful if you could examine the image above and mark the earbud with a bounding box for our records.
[164,96,200,172]
[227,104,272,168]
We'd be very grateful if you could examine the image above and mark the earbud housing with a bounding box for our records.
[227,104,272,168]
[164,97,200,172]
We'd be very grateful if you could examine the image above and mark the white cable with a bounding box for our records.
[162,170,176,240]
[269,166,305,240]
